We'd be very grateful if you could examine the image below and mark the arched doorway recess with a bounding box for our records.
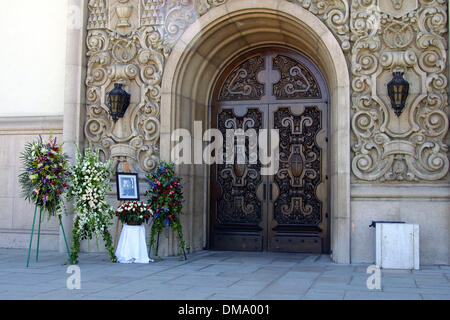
[160,0,351,263]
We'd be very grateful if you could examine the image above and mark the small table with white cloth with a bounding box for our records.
[115,224,153,264]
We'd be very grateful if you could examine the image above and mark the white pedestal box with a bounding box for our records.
[115,224,152,264]
[375,223,419,270]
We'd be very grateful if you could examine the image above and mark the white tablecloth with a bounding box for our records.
[115,224,153,264]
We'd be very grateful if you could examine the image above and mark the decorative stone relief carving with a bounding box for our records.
[85,0,448,182]
[274,106,323,225]
[88,0,109,29]
[142,0,165,26]
[216,108,263,224]
[85,0,227,175]
[110,0,140,34]
[196,0,227,15]
[379,0,418,18]
[287,0,351,51]
[350,0,449,181]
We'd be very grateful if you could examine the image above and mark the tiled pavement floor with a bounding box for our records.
[0,248,449,300]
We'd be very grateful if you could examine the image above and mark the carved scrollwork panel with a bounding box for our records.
[216,108,263,225]
[350,0,449,182]
[85,28,163,174]
[287,0,351,51]
[273,55,322,99]
[218,55,265,101]
[273,106,323,225]
[85,0,233,175]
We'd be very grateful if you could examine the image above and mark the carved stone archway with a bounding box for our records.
[160,0,351,263]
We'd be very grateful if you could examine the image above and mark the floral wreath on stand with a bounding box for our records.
[145,161,188,260]
[18,135,72,266]
[19,135,71,218]
[67,144,116,264]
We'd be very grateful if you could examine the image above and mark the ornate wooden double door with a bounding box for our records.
[210,47,329,253]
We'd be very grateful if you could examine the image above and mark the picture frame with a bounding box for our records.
[116,172,140,201]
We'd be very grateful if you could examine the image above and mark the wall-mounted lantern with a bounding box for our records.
[387,72,409,117]
[107,83,130,122]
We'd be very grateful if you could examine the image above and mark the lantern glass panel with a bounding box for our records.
[107,83,130,122]
[387,72,409,117]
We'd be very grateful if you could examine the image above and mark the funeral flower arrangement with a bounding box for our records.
[115,200,153,225]
[67,145,116,263]
[18,136,70,218]
[145,161,187,258]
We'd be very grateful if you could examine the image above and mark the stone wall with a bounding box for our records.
[0,117,63,250]
[351,185,449,265]
[0,1,68,251]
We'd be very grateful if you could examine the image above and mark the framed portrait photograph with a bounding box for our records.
[116,172,140,201]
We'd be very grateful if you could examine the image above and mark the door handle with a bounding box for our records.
[263,183,267,201]
[269,184,273,201]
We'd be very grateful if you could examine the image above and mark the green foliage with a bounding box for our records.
[18,135,70,218]
[145,161,187,258]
